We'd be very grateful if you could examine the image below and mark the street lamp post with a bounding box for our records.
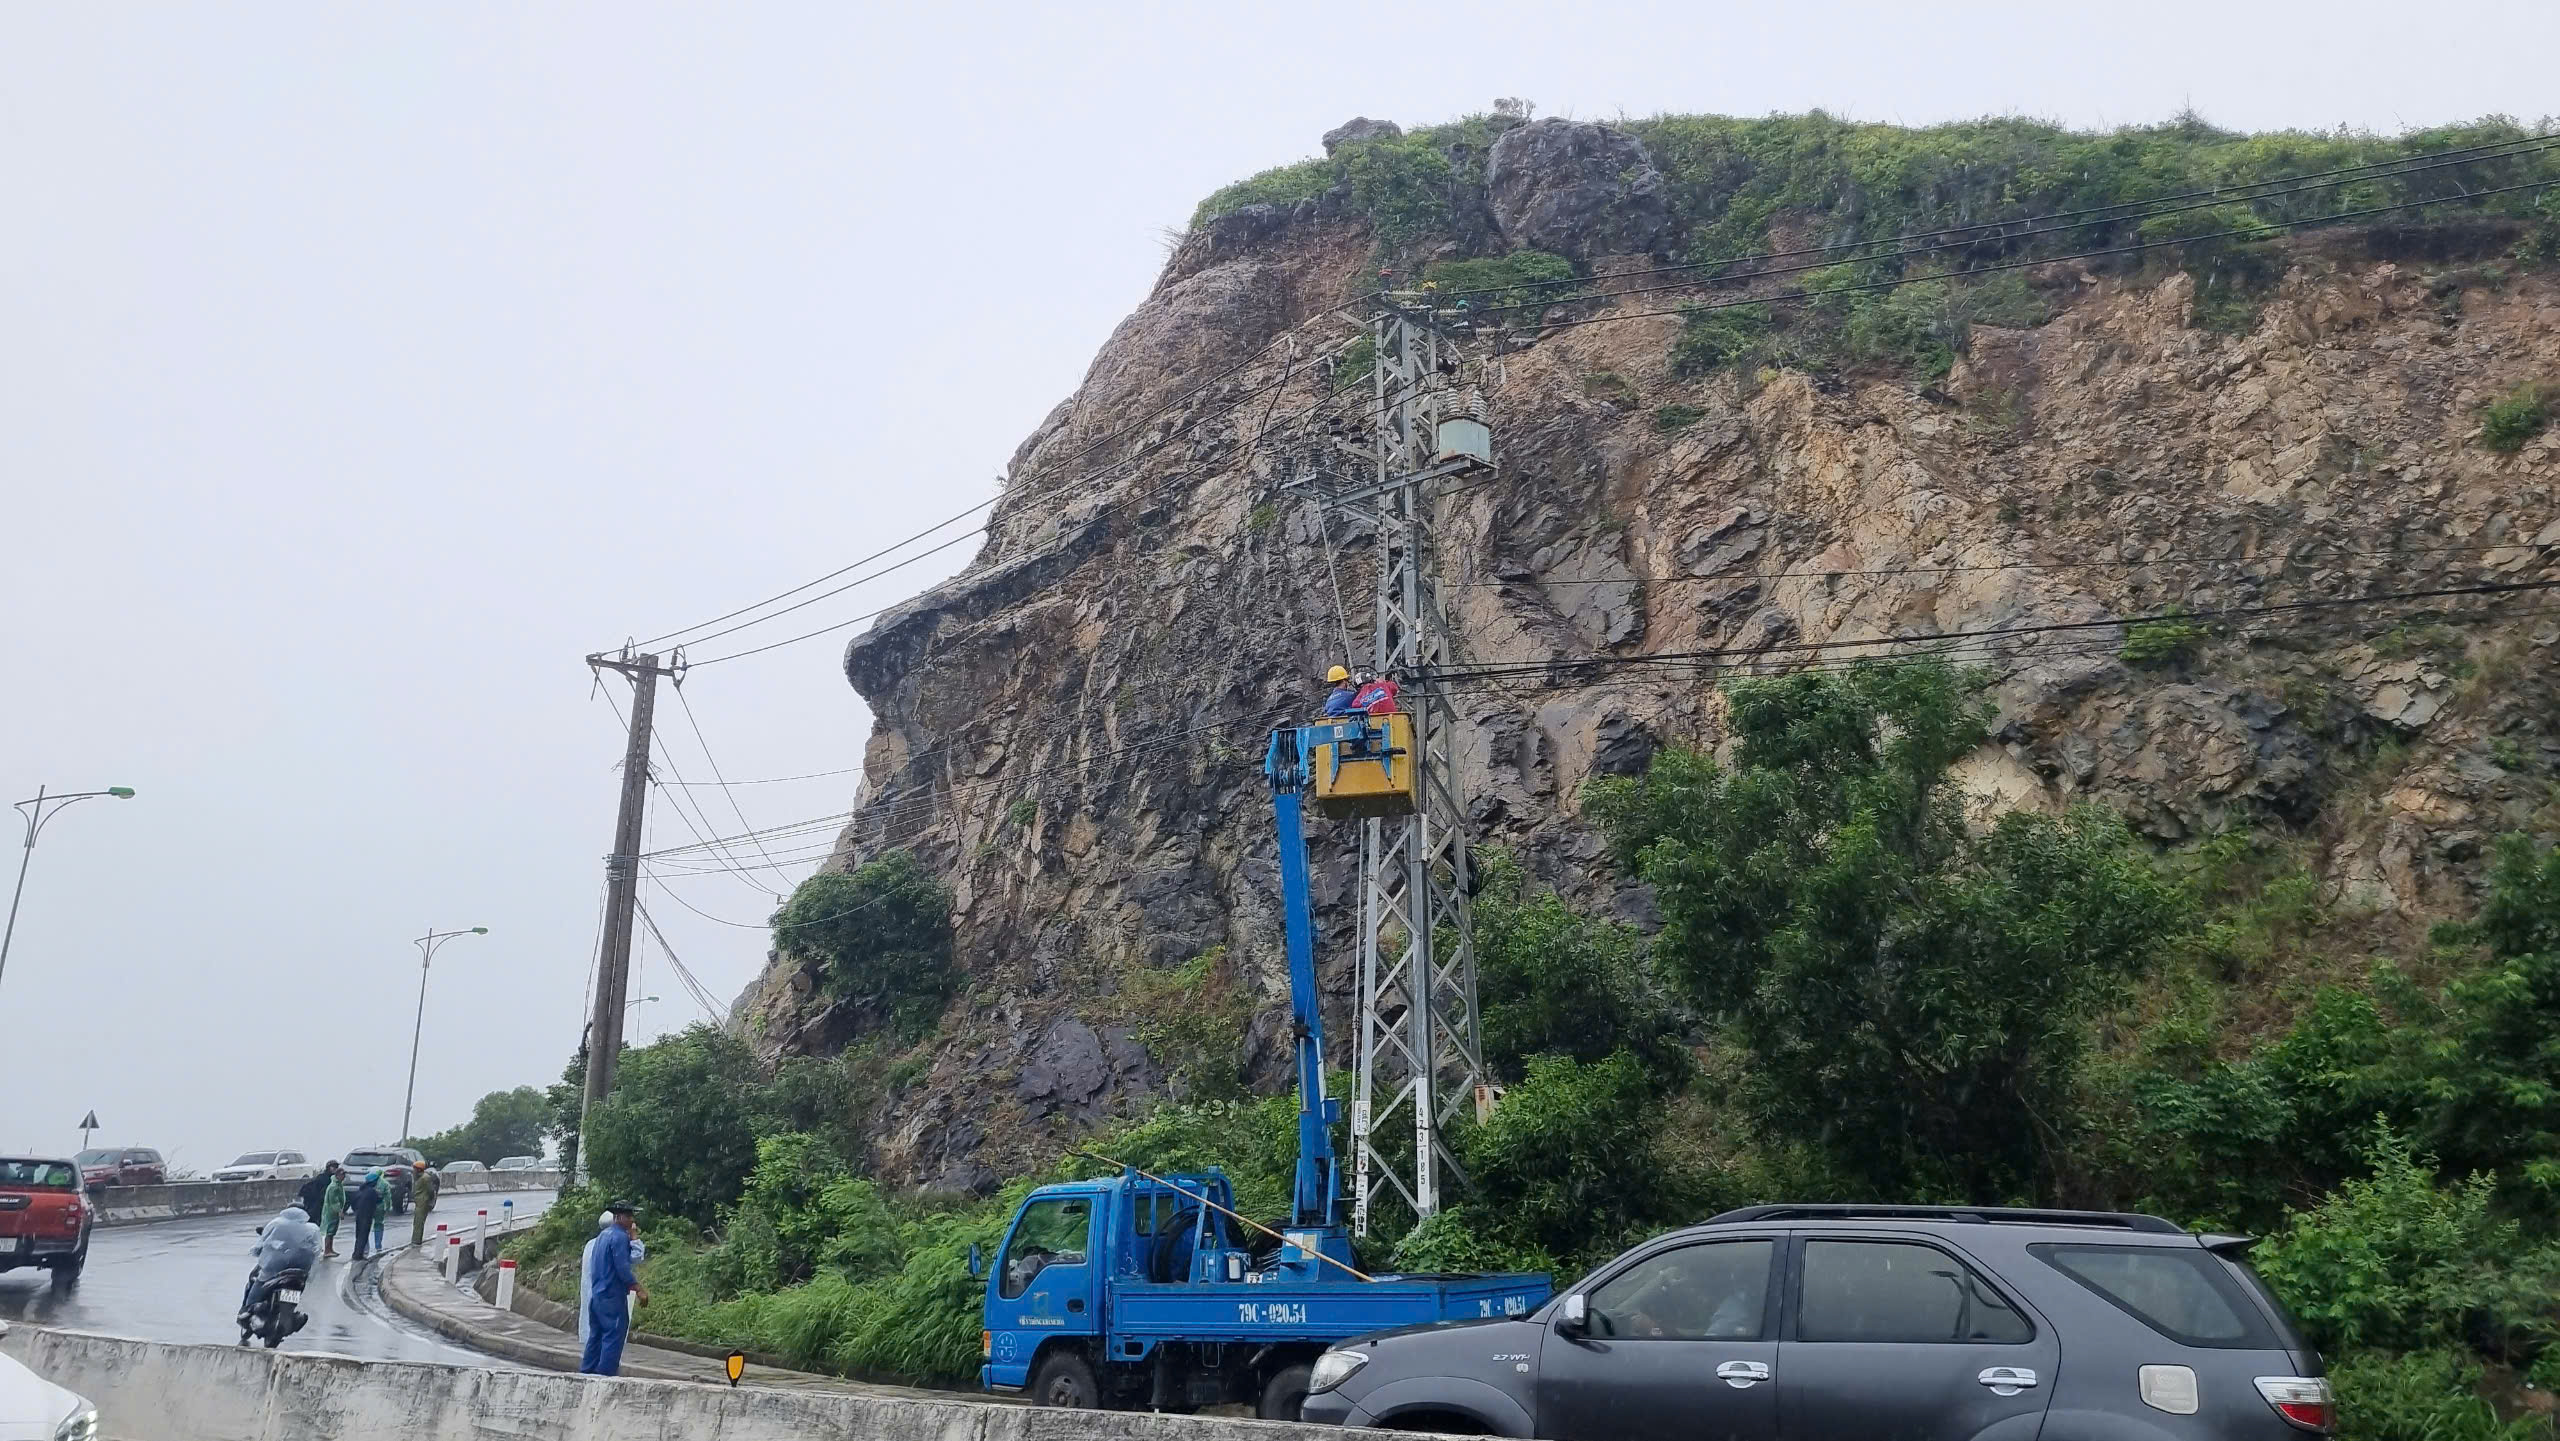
[401,926,489,1144]
[1,785,137,1003]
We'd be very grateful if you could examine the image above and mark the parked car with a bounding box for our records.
[1301,1204,2332,1440]
[491,1156,541,1172]
[74,1147,163,1192]
[0,1321,98,1440]
[440,1160,489,1181]
[341,1148,424,1212]
[212,1151,316,1183]
[0,1158,92,1287]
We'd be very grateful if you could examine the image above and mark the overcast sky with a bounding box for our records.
[3,2,2552,1169]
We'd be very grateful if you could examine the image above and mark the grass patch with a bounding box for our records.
[2122,613,2207,668]
[2479,383,2549,452]
[1669,303,1774,377]
[1425,250,1576,316]
[1581,370,1637,408]
[1330,336,1376,393]
[1653,403,1706,434]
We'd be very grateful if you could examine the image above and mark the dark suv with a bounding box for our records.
[1301,1205,2332,1439]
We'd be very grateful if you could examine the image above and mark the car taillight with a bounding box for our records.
[2255,1377,2333,1432]
[981,1331,992,1358]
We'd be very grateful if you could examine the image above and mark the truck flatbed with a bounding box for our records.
[1105,1271,1548,1343]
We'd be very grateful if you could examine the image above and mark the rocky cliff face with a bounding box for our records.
[739,120,2560,1192]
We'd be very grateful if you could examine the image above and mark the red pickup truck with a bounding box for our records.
[0,1157,91,1285]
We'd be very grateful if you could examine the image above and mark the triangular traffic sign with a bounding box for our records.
[77,1111,100,1131]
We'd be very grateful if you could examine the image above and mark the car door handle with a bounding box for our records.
[1978,1367,2040,1394]
[1715,1361,1771,1388]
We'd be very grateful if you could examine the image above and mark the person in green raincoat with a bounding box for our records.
[319,1166,347,1258]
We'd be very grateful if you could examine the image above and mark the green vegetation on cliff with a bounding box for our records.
[1194,109,2559,269]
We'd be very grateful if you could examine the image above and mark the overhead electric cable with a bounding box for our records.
[671,683,791,876]
[623,324,1337,653]
[1425,578,2560,684]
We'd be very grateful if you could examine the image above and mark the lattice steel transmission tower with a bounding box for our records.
[1321,299,1497,1235]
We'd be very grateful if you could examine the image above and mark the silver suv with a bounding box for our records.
[1301,1205,2331,1439]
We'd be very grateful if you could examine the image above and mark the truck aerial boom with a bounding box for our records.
[974,710,1549,1419]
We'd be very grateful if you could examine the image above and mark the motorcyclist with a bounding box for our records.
[239,1204,321,1328]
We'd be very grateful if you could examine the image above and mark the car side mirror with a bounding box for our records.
[1557,1294,1588,1336]
[967,1243,983,1278]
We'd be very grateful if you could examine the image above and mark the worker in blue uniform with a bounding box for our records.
[578,1200,647,1376]
[1321,665,1360,717]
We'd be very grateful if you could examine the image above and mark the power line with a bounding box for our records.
[655,763,868,787]
[670,683,790,877]
[643,570,2556,867]
[623,323,1342,654]
[634,901,727,1022]
[682,345,1334,666]
[601,679,802,895]
[1425,578,2560,684]
[1450,540,2556,590]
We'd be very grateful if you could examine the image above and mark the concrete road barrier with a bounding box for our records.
[0,1325,1396,1440]
[92,1179,303,1228]
[89,1171,560,1228]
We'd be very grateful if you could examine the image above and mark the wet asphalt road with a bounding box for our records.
[0,1191,555,1363]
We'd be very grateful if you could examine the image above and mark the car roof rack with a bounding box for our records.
[1704,1204,2185,1235]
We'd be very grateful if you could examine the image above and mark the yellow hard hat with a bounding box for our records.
[1326,665,1351,683]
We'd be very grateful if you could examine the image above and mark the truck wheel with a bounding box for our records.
[1029,1351,1099,1409]
[1258,1363,1313,1421]
[48,1243,87,1290]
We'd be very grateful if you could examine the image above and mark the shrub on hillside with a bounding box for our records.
[2330,1350,2554,1441]
[1424,250,1576,316]
[2254,1126,2560,1360]
[2480,384,2550,452]
[1472,851,1690,1083]
[584,1026,769,1228]
[1669,303,1774,376]
[1590,660,2189,1200]
[773,851,955,1042]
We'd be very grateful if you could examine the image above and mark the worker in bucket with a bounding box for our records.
[1353,669,1401,717]
[1322,665,1361,718]
[578,1200,648,1376]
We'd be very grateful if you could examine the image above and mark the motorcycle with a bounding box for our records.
[241,1265,310,1349]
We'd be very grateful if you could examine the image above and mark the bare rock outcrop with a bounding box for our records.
[1485,118,1674,259]
[1321,117,1402,154]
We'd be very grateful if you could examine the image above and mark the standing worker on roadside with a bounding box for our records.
[318,1165,346,1258]
[294,1162,335,1234]
[347,1169,383,1262]
[578,1200,647,1376]
[409,1161,441,1249]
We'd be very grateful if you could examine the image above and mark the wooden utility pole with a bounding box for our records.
[577,648,682,1182]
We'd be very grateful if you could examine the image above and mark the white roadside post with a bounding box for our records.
[495,1258,517,1310]
[475,1208,489,1250]
[445,1232,462,1282]
[500,1198,514,1233]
